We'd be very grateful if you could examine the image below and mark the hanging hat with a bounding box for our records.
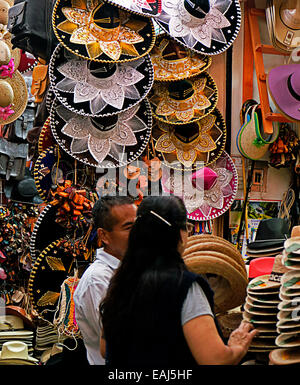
[0,35,21,70]
[29,204,67,262]
[38,116,56,154]
[49,44,154,118]
[183,253,247,314]
[155,0,242,55]
[266,0,300,53]
[28,238,89,324]
[161,151,238,221]
[50,99,152,168]
[247,218,290,251]
[102,0,162,17]
[52,0,156,63]
[17,50,38,74]
[269,347,300,365]
[152,108,226,170]
[0,341,38,365]
[149,72,218,124]
[151,33,212,81]
[267,64,300,122]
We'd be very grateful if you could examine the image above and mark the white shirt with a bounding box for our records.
[74,248,120,365]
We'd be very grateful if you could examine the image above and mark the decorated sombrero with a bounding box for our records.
[52,0,156,63]
[28,238,92,325]
[102,0,162,17]
[0,35,21,71]
[155,0,242,55]
[161,151,238,221]
[149,72,218,124]
[50,99,152,168]
[38,117,56,155]
[49,43,154,117]
[152,107,226,170]
[150,33,212,81]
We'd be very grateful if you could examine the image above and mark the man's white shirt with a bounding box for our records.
[74,248,120,365]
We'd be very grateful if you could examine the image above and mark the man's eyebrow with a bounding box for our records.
[121,220,135,228]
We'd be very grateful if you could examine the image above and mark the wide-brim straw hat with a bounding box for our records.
[49,43,154,118]
[183,253,247,314]
[151,33,212,82]
[276,332,300,348]
[52,0,156,63]
[216,311,243,339]
[247,275,281,294]
[155,0,242,56]
[0,341,38,364]
[269,347,300,365]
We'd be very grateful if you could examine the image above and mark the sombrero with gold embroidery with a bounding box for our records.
[28,238,91,324]
[38,117,56,154]
[50,98,152,168]
[155,0,242,55]
[52,0,156,63]
[102,0,162,17]
[152,107,226,170]
[150,33,212,81]
[49,43,154,117]
[161,151,238,221]
[149,72,218,125]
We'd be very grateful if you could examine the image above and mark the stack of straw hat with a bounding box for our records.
[183,234,248,315]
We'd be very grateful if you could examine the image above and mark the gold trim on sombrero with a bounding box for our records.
[149,72,218,124]
[0,70,28,125]
[53,0,156,62]
[151,34,212,81]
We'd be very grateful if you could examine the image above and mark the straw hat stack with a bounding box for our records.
[242,255,289,354]
[269,226,300,364]
[183,234,248,315]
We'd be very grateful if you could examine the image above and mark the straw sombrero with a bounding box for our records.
[247,275,281,294]
[284,236,300,254]
[155,0,242,56]
[102,0,162,17]
[0,35,21,70]
[276,332,300,348]
[161,151,238,221]
[151,33,212,82]
[49,43,154,117]
[269,347,300,365]
[149,72,218,125]
[183,254,247,314]
[50,99,152,168]
[52,0,156,63]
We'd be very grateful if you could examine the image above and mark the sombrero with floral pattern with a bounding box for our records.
[50,98,152,168]
[155,0,242,55]
[52,0,156,62]
[152,107,226,170]
[102,0,162,17]
[150,33,212,81]
[49,43,154,117]
[161,151,238,221]
[149,72,218,124]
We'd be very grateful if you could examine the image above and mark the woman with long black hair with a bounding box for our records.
[100,195,257,366]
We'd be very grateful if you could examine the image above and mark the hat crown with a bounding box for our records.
[184,0,210,18]
[288,71,300,100]
[87,61,117,79]
[0,79,13,107]
[192,167,218,190]
[173,122,199,144]
[168,79,194,100]
[92,2,121,29]
[17,178,38,198]
[280,1,300,30]
[1,341,29,360]
[0,40,11,66]
[254,218,289,241]
[90,115,118,135]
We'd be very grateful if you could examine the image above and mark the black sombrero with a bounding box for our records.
[49,43,154,117]
[155,0,242,55]
[50,98,152,168]
[52,0,156,63]
[149,72,218,125]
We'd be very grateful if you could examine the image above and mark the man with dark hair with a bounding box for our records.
[74,195,137,365]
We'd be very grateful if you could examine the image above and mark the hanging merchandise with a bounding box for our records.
[102,0,162,17]
[155,0,242,55]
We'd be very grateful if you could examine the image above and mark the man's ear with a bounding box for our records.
[97,228,107,248]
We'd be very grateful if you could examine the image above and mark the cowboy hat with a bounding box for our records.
[101,0,162,17]
[52,0,156,62]
[0,341,38,364]
[50,99,152,168]
[151,33,212,82]
[267,64,300,122]
[49,43,154,117]
[155,0,242,55]
[152,108,226,170]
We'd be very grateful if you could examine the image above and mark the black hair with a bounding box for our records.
[92,195,134,231]
[100,195,188,342]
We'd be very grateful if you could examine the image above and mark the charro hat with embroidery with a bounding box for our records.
[38,117,56,154]
[161,151,238,221]
[151,33,212,82]
[50,99,152,168]
[152,107,226,170]
[52,0,156,63]
[102,0,162,17]
[155,0,242,55]
[49,43,154,117]
[149,72,218,125]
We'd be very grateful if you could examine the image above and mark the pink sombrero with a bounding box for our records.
[161,151,238,221]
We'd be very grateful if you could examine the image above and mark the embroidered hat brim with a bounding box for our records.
[102,0,162,17]
[50,98,152,168]
[38,117,55,154]
[49,43,154,117]
[52,0,156,63]
[155,0,242,55]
